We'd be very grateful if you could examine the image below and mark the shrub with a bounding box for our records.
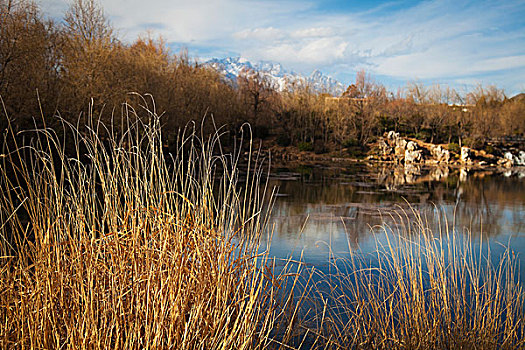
[297,141,313,152]
[483,144,497,155]
[346,147,367,159]
[314,139,327,154]
[463,137,483,149]
[414,130,431,142]
[378,115,396,131]
[342,138,360,148]
[295,164,313,175]
[448,142,460,154]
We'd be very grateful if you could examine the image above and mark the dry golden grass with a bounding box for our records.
[1,97,524,349]
[0,99,307,349]
[306,208,525,349]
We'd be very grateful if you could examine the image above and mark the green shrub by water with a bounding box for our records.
[448,142,461,153]
[297,141,313,152]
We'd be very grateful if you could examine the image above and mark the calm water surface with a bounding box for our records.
[265,162,525,276]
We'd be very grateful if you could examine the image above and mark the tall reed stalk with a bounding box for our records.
[0,98,304,349]
[307,207,525,349]
[1,97,523,349]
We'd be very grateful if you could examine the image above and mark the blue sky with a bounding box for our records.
[40,0,525,95]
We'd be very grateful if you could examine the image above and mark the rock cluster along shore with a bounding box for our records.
[244,131,525,169]
[374,131,525,168]
[377,131,449,165]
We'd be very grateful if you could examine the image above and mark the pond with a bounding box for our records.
[265,162,525,277]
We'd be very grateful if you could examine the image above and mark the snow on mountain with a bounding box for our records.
[205,57,345,96]
[308,70,346,96]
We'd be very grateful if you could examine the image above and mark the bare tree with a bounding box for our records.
[466,84,506,145]
[0,0,61,127]
[64,0,113,44]
[343,70,387,144]
[60,0,118,118]
[237,68,276,122]
[406,81,428,104]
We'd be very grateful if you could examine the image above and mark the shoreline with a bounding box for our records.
[257,131,525,173]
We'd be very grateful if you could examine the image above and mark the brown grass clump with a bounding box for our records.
[307,208,525,349]
[1,96,524,349]
[0,98,305,349]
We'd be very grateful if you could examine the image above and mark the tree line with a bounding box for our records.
[2,0,524,155]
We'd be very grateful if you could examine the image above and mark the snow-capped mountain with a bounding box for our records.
[205,57,345,96]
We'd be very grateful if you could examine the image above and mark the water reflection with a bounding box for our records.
[267,162,525,271]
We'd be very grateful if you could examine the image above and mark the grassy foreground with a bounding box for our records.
[1,102,524,349]
[307,211,525,349]
[0,102,304,349]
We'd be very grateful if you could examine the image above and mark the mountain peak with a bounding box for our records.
[205,57,344,96]
[310,69,322,78]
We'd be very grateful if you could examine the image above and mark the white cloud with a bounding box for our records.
[245,37,348,66]
[40,0,313,42]
[37,0,525,94]
[470,56,525,73]
[234,27,285,41]
[291,27,335,38]
[299,38,348,62]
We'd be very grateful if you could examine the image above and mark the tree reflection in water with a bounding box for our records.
[266,163,525,273]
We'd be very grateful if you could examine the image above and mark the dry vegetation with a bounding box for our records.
[308,210,525,349]
[2,0,524,156]
[1,0,525,348]
[1,101,524,349]
[0,100,307,348]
